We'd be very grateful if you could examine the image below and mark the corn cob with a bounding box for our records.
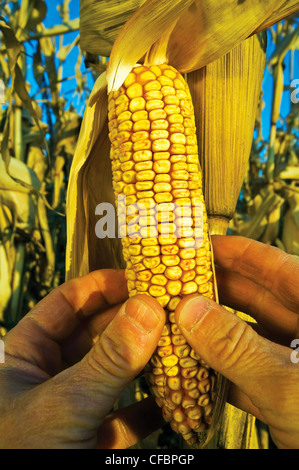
[107,63,217,447]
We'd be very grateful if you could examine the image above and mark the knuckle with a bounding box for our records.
[88,333,135,381]
[211,320,256,372]
[101,333,134,374]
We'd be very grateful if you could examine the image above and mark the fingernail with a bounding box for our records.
[122,296,161,333]
[178,296,212,332]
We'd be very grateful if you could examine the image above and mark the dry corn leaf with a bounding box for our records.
[106,0,194,91]
[27,144,47,182]
[66,72,125,279]
[81,0,299,81]
[14,65,50,159]
[279,166,299,180]
[0,243,12,321]
[0,19,22,167]
[260,194,285,244]
[80,0,146,57]
[232,186,280,240]
[187,33,267,235]
[0,17,50,168]
[26,0,47,31]
[104,0,299,91]
[282,191,299,256]
[0,155,40,229]
[0,205,13,321]
[16,0,47,40]
[266,27,299,182]
[269,25,299,65]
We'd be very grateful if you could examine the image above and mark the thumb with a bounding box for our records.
[75,294,165,419]
[175,294,287,406]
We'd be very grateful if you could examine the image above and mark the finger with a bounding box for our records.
[4,270,128,374]
[212,235,299,315]
[175,294,292,413]
[69,294,165,430]
[216,267,298,343]
[61,304,123,366]
[97,397,164,449]
[29,269,128,341]
[87,304,122,340]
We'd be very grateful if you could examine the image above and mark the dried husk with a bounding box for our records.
[282,190,299,256]
[188,33,267,235]
[0,155,41,228]
[0,205,13,321]
[65,72,125,280]
[0,154,43,323]
[106,0,194,91]
[80,0,146,57]
[80,0,299,92]
[231,185,285,242]
[260,193,286,245]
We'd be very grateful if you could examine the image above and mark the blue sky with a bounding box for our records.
[262,28,298,141]
[25,0,298,143]
[25,0,93,116]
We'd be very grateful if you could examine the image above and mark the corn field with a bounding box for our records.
[0,0,298,449]
[0,0,89,333]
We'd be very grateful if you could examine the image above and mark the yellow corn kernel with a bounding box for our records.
[108,63,217,446]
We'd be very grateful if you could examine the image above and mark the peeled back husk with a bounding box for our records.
[80,0,299,93]
[187,33,267,235]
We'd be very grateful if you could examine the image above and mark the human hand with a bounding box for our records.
[0,270,165,449]
[175,235,299,449]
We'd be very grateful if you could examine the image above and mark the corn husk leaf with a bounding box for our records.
[260,193,286,244]
[0,205,13,320]
[66,72,125,280]
[106,0,194,91]
[0,155,41,229]
[103,0,299,91]
[187,33,267,235]
[279,166,299,180]
[0,19,22,167]
[0,17,50,169]
[80,0,146,58]
[232,186,280,239]
[282,191,299,256]
[16,0,47,41]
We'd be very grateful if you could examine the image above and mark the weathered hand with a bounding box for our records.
[0,270,165,449]
[176,236,299,449]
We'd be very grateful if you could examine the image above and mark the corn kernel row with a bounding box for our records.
[108,63,217,446]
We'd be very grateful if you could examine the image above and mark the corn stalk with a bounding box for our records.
[231,15,299,256]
